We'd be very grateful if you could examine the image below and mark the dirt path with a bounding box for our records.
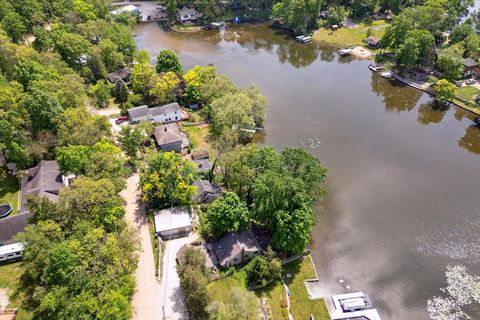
[0,288,9,310]
[122,174,161,320]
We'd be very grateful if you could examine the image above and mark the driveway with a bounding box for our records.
[122,174,161,320]
[159,234,197,320]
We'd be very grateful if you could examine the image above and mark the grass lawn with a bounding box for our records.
[313,19,388,49]
[181,125,213,155]
[0,175,20,215]
[208,256,330,320]
[456,85,480,100]
[0,262,31,320]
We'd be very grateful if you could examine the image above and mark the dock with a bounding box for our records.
[330,292,381,320]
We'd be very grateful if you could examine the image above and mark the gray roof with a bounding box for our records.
[0,212,33,244]
[193,179,215,194]
[211,229,261,266]
[107,68,131,83]
[366,36,380,44]
[463,58,478,68]
[128,105,149,119]
[153,123,183,146]
[194,159,212,172]
[191,150,209,160]
[20,160,62,214]
[150,103,181,116]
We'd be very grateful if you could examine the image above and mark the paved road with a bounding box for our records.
[159,235,196,320]
[122,174,161,320]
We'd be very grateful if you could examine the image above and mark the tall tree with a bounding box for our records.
[156,49,183,74]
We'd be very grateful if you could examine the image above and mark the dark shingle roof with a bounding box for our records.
[107,68,131,83]
[150,103,181,116]
[0,212,33,244]
[20,160,62,214]
[153,123,183,146]
[211,229,261,266]
[194,159,212,172]
[193,179,215,194]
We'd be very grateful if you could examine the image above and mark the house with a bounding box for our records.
[110,4,139,16]
[194,159,212,173]
[365,36,380,49]
[153,123,189,152]
[463,58,479,78]
[154,207,192,240]
[20,160,62,214]
[208,229,262,268]
[0,212,33,245]
[127,105,150,123]
[192,179,222,203]
[191,149,209,160]
[177,6,202,23]
[149,102,182,124]
[107,68,131,84]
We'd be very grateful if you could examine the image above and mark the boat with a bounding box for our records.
[338,48,353,56]
[380,71,393,79]
[300,36,312,44]
[296,35,306,42]
[368,63,384,72]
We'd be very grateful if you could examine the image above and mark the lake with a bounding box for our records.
[134,23,480,319]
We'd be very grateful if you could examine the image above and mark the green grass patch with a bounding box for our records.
[0,175,20,215]
[146,214,160,280]
[0,262,32,320]
[181,125,213,154]
[456,85,480,100]
[207,256,330,320]
[313,19,388,49]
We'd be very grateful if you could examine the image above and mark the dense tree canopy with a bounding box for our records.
[156,49,183,74]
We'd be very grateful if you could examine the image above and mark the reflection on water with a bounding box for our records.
[135,23,480,319]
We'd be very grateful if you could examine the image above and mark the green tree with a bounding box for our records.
[55,32,92,66]
[437,53,463,82]
[57,107,111,146]
[119,124,146,159]
[141,151,198,207]
[208,287,259,320]
[396,37,420,68]
[150,71,180,104]
[32,26,54,52]
[1,11,27,43]
[433,79,455,105]
[24,87,62,135]
[464,33,480,59]
[114,79,129,103]
[131,62,155,95]
[201,192,250,238]
[245,254,282,287]
[98,38,125,72]
[56,145,91,175]
[166,0,178,22]
[89,79,111,108]
[179,266,210,320]
[156,49,183,74]
[449,22,474,45]
[272,0,323,34]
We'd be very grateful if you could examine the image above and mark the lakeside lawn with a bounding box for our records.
[456,85,480,100]
[0,175,20,215]
[313,19,388,49]
[207,255,330,320]
[182,125,213,155]
[0,262,31,320]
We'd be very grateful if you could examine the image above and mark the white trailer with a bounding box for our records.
[0,242,24,262]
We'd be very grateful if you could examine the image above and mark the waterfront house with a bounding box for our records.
[110,5,139,16]
[153,123,189,152]
[365,36,380,49]
[207,229,262,268]
[177,6,201,23]
[192,179,221,203]
[20,160,63,214]
[154,207,192,240]
[127,105,150,123]
[107,68,131,84]
[149,102,182,124]
[462,58,479,78]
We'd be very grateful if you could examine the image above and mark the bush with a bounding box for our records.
[245,253,282,288]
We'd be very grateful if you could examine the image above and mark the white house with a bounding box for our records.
[110,5,139,16]
[177,6,202,23]
[149,102,182,124]
[127,105,150,123]
[154,207,192,240]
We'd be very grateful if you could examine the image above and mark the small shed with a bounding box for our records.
[331,24,338,31]
[154,207,192,240]
[365,36,380,49]
[191,150,209,160]
[127,105,149,123]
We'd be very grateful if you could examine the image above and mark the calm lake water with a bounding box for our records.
[134,23,480,319]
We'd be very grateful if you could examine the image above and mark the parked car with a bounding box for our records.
[466,79,476,85]
[156,5,164,11]
[115,116,129,125]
